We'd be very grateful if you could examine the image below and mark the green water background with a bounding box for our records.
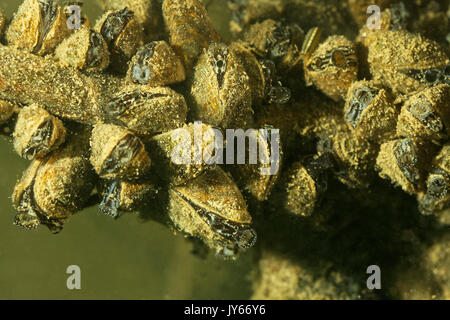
[0,0,253,300]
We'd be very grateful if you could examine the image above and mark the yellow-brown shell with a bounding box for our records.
[190,42,253,128]
[12,159,41,209]
[13,104,66,160]
[396,84,450,142]
[0,46,101,125]
[284,161,317,217]
[90,123,151,180]
[168,166,255,258]
[100,179,155,217]
[417,144,450,216]
[357,6,404,47]
[367,30,449,95]
[344,80,398,143]
[55,26,110,71]
[242,19,302,72]
[102,85,188,135]
[63,2,91,29]
[127,41,185,87]
[229,41,266,106]
[376,137,438,194]
[326,131,377,188]
[433,143,450,174]
[95,8,143,73]
[97,0,163,41]
[117,180,154,212]
[147,122,216,186]
[162,0,221,71]
[33,148,93,219]
[0,100,16,124]
[6,0,71,56]
[228,0,285,35]
[13,129,95,228]
[228,127,282,201]
[304,35,358,101]
[174,167,251,224]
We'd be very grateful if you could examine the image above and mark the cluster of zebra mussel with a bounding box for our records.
[229,0,450,220]
[0,0,449,260]
[0,0,264,259]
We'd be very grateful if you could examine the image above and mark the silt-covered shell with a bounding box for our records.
[127,41,185,87]
[102,85,188,135]
[283,155,330,217]
[0,46,102,125]
[228,0,285,35]
[348,0,396,26]
[146,122,216,186]
[168,167,256,258]
[163,0,221,71]
[376,137,438,194]
[396,84,450,143]
[344,80,398,143]
[318,131,377,188]
[304,35,358,102]
[0,100,16,124]
[173,167,251,224]
[242,19,303,72]
[97,0,163,41]
[13,104,66,160]
[90,123,151,180]
[55,25,110,72]
[189,42,253,128]
[367,30,449,95]
[95,8,143,73]
[417,143,450,215]
[6,0,72,56]
[12,127,95,233]
[99,179,155,218]
[228,126,282,201]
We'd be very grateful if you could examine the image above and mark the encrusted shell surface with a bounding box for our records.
[163,0,221,71]
[13,104,66,160]
[6,0,72,56]
[367,30,449,95]
[189,42,253,128]
[344,80,398,143]
[102,85,188,135]
[90,123,151,180]
[55,26,110,71]
[304,35,358,101]
[127,41,185,87]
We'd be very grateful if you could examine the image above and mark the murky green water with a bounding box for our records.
[0,0,253,300]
